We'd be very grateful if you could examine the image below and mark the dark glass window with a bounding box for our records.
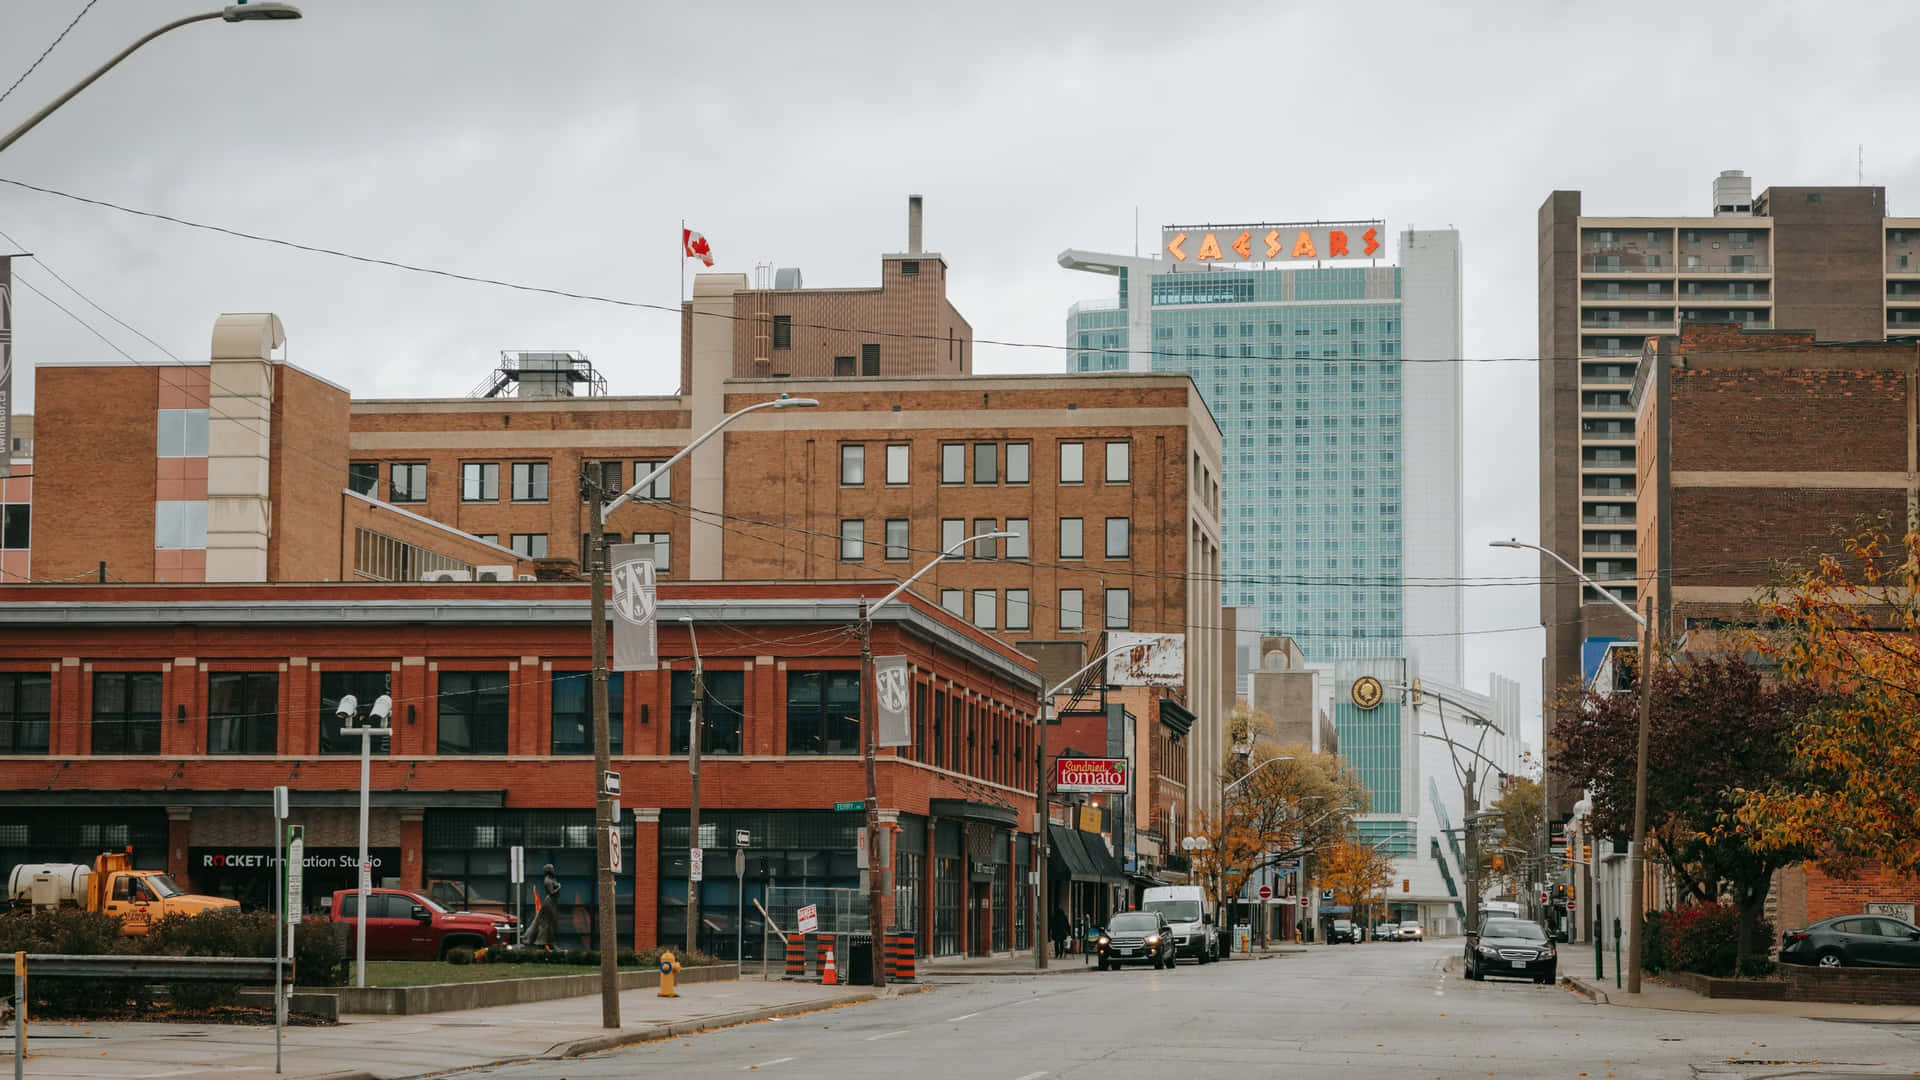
[320,671,392,755]
[437,671,510,755]
[785,670,859,755]
[0,505,25,550]
[207,671,278,755]
[551,672,623,755]
[0,671,51,753]
[347,462,379,496]
[772,315,792,349]
[671,670,745,755]
[861,344,880,376]
[92,672,161,754]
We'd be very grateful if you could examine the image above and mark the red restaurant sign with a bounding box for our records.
[1055,757,1128,793]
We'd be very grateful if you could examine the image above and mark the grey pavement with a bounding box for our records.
[459,940,1920,1080]
[1563,970,1920,1023]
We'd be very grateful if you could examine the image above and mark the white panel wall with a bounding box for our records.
[1397,230,1465,685]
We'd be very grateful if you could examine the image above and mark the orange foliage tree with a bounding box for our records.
[1319,838,1396,927]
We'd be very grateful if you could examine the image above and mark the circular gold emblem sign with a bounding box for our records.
[1351,675,1385,710]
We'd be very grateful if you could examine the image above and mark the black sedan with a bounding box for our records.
[1464,917,1558,984]
[1781,915,1920,968]
[1098,912,1177,970]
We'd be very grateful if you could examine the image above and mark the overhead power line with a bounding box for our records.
[0,0,101,108]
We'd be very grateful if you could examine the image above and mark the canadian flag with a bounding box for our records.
[683,228,714,267]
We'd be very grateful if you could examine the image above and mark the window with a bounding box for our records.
[638,532,671,575]
[1006,443,1030,484]
[885,519,909,560]
[1058,589,1084,631]
[509,534,547,559]
[973,443,997,484]
[841,444,865,485]
[154,501,207,550]
[941,444,965,484]
[156,409,210,457]
[1005,518,1029,559]
[461,463,499,502]
[941,518,964,554]
[631,462,670,500]
[1901,255,1912,270]
[901,259,920,276]
[1005,589,1030,631]
[511,462,549,502]
[973,519,997,559]
[834,356,855,377]
[390,463,426,503]
[671,669,744,754]
[205,671,277,755]
[1105,441,1130,483]
[861,344,880,376]
[1059,518,1083,559]
[941,590,964,616]
[437,671,510,755]
[595,460,623,494]
[348,463,379,496]
[973,589,997,630]
[92,671,161,754]
[839,520,865,560]
[0,671,51,754]
[885,444,909,485]
[1105,517,1130,558]
[1059,442,1084,483]
[772,315,792,349]
[1105,589,1130,629]
[785,670,860,755]
[318,671,390,755]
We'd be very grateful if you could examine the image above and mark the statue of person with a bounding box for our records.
[526,863,562,948]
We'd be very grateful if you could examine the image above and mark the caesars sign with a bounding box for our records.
[1055,757,1128,793]
[1161,221,1383,266]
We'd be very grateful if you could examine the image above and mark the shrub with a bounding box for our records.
[1654,902,1772,978]
[0,909,141,1014]
[1640,910,1670,974]
[293,919,350,988]
[445,946,474,965]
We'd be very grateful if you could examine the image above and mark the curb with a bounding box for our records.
[1563,976,1610,1005]
[546,986,910,1058]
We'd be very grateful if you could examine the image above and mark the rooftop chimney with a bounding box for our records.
[1712,170,1754,217]
[907,195,923,253]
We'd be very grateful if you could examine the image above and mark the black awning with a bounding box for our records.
[1079,831,1128,886]
[930,798,1018,826]
[1048,824,1101,884]
[1158,696,1195,736]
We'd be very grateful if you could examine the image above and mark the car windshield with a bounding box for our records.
[1108,914,1158,932]
[1144,900,1202,923]
[144,874,183,898]
[1482,919,1546,941]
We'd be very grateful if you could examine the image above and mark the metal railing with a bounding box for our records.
[1580,319,1673,329]
[1676,264,1769,274]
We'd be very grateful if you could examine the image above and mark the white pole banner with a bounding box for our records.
[609,544,657,671]
[874,655,911,747]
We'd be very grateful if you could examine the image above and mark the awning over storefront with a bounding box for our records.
[1081,832,1127,885]
[1048,825,1125,886]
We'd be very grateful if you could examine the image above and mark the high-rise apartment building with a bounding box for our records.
[1538,171,1913,817]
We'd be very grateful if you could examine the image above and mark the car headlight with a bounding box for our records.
[1477,945,1499,956]
[1146,936,1160,946]
[1097,935,1109,945]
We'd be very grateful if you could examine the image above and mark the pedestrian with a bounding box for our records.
[1050,905,1070,958]
[526,863,562,948]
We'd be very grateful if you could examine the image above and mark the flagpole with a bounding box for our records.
[680,218,686,303]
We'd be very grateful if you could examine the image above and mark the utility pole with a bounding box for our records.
[1033,677,1051,970]
[1625,594,1655,994]
[581,467,620,1029]
[684,615,704,956]
[1463,764,1480,934]
[859,599,887,988]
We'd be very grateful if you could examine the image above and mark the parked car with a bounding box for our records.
[1329,919,1361,944]
[1375,921,1399,942]
[1397,921,1425,941]
[1097,912,1178,970]
[1141,884,1218,963]
[1464,917,1557,984]
[1780,915,1920,969]
[328,887,514,961]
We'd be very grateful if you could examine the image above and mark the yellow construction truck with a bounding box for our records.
[7,851,238,935]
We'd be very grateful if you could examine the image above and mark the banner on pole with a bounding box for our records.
[874,655,911,747]
[609,545,658,671]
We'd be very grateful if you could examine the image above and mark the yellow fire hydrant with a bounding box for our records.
[657,950,681,998]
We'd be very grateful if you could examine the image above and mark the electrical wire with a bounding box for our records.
[0,0,100,108]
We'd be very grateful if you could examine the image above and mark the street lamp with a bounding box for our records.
[335,692,392,989]
[1224,755,1296,794]
[857,529,1012,988]
[1491,538,1652,995]
[583,393,817,1027]
[1398,680,1504,935]
[0,4,304,157]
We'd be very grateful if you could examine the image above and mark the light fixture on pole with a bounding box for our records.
[584,393,817,1027]
[335,692,392,989]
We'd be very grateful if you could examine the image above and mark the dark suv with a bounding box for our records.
[1098,912,1177,970]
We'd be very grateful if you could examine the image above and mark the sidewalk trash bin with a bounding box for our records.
[847,936,874,986]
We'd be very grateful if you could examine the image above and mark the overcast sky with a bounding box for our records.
[5,0,1918,751]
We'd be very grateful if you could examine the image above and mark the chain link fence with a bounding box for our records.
[760,886,869,980]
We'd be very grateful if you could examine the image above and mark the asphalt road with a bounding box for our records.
[464,941,1920,1079]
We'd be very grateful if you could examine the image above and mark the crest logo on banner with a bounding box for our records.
[608,544,658,671]
[874,656,911,747]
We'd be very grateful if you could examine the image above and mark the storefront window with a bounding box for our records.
[670,670,744,755]
[784,670,859,755]
[934,820,961,957]
[551,672,623,755]
[659,809,860,962]
[437,671,510,755]
[208,672,278,755]
[92,672,161,754]
[426,809,629,951]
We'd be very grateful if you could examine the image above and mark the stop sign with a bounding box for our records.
[1258,885,1272,899]
[1299,896,1308,908]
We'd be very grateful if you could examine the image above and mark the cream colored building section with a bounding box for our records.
[205,313,283,583]
[689,274,749,579]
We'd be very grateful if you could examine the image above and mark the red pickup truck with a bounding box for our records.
[328,887,516,961]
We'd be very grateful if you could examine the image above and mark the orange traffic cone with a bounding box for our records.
[821,946,838,986]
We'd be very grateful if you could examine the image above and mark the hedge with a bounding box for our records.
[1642,902,1774,979]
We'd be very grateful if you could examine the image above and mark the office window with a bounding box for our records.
[437,671,510,755]
[785,670,860,755]
[595,460,623,495]
[772,315,792,349]
[1059,518,1083,559]
[155,501,208,550]
[156,409,210,457]
[861,344,880,376]
[1105,517,1130,558]
[941,518,964,554]
[551,671,623,755]
[973,590,997,630]
[941,590,964,617]
[1059,589,1084,631]
[1105,589,1130,629]
[941,444,965,484]
[1059,442,1084,483]
[0,671,52,754]
[348,463,379,496]
[1005,589,1030,631]
[92,671,161,754]
[461,462,499,502]
[973,519,997,559]
[390,463,426,503]
[973,443,997,483]
[1005,518,1030,559]
[511,462,549,502]
[631,462,670,500]
[885,519,909,560]
[885,444,910,485]
[1105,441,1130,483]
[841,444,865,485]
[671,669,744,755]
[834,356,855,377]
[510,534,547,559]
[639,532,671,575]
[207,671,278,755]
[1006,443,1030,484]
[318,671,390,755]
[839,519,865,560]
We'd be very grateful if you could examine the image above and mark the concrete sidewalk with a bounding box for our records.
[0,977,893,1079]
[1564,972,1920,1022]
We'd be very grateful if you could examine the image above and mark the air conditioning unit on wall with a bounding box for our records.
[474,565,514,582]
[421,569,473,583]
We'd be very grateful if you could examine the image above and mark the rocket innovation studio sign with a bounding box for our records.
[1162,221,1383,265]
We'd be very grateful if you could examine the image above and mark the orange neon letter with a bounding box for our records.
[1264,229,1282,258]
[1291,230,1316,258]
[1167,232,1188,261]
[1363,227,1381,255]
[1231,231,1252,259]
[1196,232,1224,261]
[1328,230,1350,256]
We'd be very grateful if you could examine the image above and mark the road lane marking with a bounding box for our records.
[744,1057,794,1069]
[946,1012,981,1022]
[865,1029,910,1041]
[1013,1072,1049,1080]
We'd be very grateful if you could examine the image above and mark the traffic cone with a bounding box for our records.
[821,946,838,986]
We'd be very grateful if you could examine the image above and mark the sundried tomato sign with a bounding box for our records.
[1055,758,1128,793]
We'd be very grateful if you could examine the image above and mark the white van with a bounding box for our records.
[1140,885,1219,963]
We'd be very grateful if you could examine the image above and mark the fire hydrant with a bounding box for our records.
[657,950,681,998]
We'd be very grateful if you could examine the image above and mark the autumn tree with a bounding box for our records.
[1320,838,1397,927]
[1476,774,1545,897]
[1554,653,1821,962]
[1738,522,1920,880]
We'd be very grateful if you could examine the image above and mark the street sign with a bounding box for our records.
[285,825,304,959]
[509,845,525,885]
[1258,885,1272,900]
[609,827,623,874]
[1321,889,1333,902]
[273,785,290,820]
[833,800,865,812]
[735,829,751,848]
[1299,896,1309,908]
[688,847,703,882]
[734,848,745,878]
[603,770,622,796]
[796,904,818,933]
